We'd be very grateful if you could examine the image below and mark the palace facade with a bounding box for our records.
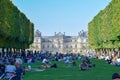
[30,30,89,53]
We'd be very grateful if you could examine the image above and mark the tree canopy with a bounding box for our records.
[0,0,34,49]
[88,0,120,49]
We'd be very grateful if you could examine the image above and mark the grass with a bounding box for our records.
[22,59,120,80]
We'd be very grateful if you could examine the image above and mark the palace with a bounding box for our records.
[30,30,89,53]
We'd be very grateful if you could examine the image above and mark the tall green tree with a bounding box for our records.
[0,0,34,49]
[88,0,120,49]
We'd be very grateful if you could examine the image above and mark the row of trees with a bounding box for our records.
[0,0,34,54]
[88,0,120,56]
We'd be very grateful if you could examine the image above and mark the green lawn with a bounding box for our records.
[22,59,120,80]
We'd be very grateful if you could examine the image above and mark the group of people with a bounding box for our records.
[1,50,120,80]
[0,56,24,80]
[99,54,120,66]
[79,57,95,71]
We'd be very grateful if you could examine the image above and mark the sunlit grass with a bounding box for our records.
[23,59,120,80]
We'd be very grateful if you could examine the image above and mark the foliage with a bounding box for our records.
[88,0,120,49]
[0,0,34,49]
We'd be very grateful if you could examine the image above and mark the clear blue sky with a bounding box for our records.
[12,0,111,36]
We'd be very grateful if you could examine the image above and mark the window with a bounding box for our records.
[52,45,54,48]
[59,45,61,48]
[66,45,68,48]
[75,45,77,48]
[42,45,45,48]
[86,39,88,42]
[47,45,49,48]
[36,39,38,42]
[75,40,77,42]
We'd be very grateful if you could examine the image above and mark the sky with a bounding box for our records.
[12,0,111,36]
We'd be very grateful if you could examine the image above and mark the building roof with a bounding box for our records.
[34,30,41,37]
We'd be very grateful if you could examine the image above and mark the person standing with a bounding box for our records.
[14,62,23,80]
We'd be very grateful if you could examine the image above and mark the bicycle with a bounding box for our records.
[0,72,16,80]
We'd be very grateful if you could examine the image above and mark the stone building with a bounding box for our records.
[30,30,88,53]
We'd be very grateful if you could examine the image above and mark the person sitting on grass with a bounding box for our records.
[112,73,120,80]
[85,57,95,68]
[71,59,76,66]
[79,61,88,71]
[5,61,16,79]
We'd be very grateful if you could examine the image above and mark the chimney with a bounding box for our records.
[64,32,65,36]
[78,32,80,36]
[54,32,56,36]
